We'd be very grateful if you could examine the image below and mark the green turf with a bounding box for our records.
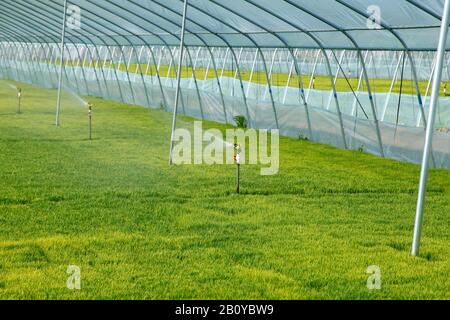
[51,60,450,96]
[0,80,448,300]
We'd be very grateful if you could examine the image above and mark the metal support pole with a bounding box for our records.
[351,50,369,116]
[203,47,213,88]
[134,46,145,82]
[189,47,201,88]
[327,50,345,110]
[246,49,258,96]
[325,50,347,149]
[17,88,21,114]
[220,48,229,78]
[55,0,68,127]
[417,54,437,127]
[283,56,295,104]
[88,104,92,140]
[236,164,240,194]
[306,50,321,102]
[358,49,385,157]
[381,52,403,121]
[263,49,277,100]
[412,0,450,256]
[169,0,188,165]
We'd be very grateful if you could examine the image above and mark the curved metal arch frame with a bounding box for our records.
[105,0,205,119]
[2,0,104,97]
[49,0,165,108]
[182,0,280,129]
[335,0,429,131]
[78,1,187,113]
[0,34,30,83]
[14,0,125,103]
[129,0,230,123]
[0,21,74,89]
[87,0,196,113]
[0,34,33,82]
[84,0,187,111]
[0,0,446,157]
[213,4,344,144]
[54,1,140,106]
[158,0,279,129]
[0,15,50,85]
[241,0,345,143]
[209,0,281,129]
[48,1,156,107]
[283,0,384,156]
[152,0,252,127]
[1,1,91,95]
[32,0,106,99]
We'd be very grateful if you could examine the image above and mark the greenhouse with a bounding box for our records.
[1,0,449,167]
[0,0,449,300]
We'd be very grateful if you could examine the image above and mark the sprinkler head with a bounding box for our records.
[234,144,241,164]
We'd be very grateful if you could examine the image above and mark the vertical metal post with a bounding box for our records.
[220,48,230,78]
[96,46,103,69]
[325,50,347,149]
[236,164,240,194]
[134,46,145,82]
[283,56,295,104]
[351,50,369,116]
[88,104,92,140]
[233,48,243,80]
[203,48,213,88]
[127,46,134,76]
[55,0,68,127]
[306,50,321,102]
[88,46,95,69]
[246,49,258,96]
[412,0,450,256]
[327,50,345,110]
[166,48,174,86]
[17,88,21,114]
[157,46,164,73]
[145,47,153,80]
[169,0,188,165]
[417,54,437,127]
[103,47,116,79]
[263,49,277,100]
[189,47,201,88]
[381,52,403,121]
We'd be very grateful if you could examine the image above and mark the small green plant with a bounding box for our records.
[159,101,165,110]
[233,115,248,128]
[358,145,365,152]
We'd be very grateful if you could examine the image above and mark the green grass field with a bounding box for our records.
[0,80,449,299]
[53,60,450,96]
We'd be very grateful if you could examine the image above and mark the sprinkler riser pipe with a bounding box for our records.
[17,89,22,114]
[88,105,93,141]
[236,164,240,194]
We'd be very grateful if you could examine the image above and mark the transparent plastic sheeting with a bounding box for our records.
[1,0,450,51]
[1,62,449,169]
[140,49,450,82]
